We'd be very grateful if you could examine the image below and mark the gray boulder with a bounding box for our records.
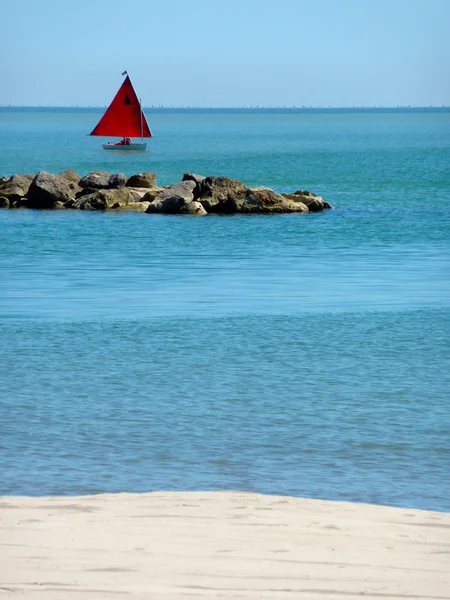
[59,169,81,185]
[140,187,165,203]
[67,193,104,210]
[181,201,207,215]
[198,176,248,213]
[59,170,82,200]
[26,171,81,209]
[160,196,189,214]
[145,181,196,213]
[182,172,205,198]
[183,172,205,186]
[126,187,150,202]
[0,173,34,203]
[126,172,157,188]
[79,171,126,190]
[109,173,127,188]
[75,182,138,201]
[0,196,10,208]
[282,190,333,212]
[118,201,151,212]
[159,180,196,202]
[72,188,136,210]
[78,171,110,189]
[145,199,164,213]
[74,187,98,200]
[243,187,309,213]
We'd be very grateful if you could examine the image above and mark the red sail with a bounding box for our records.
[90,76,152,138]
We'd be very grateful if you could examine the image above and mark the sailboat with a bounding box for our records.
[90,72,152,151]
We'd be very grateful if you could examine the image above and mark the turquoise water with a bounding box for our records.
[1,108,449,510]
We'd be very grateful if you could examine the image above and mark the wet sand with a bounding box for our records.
[1,491,449,599]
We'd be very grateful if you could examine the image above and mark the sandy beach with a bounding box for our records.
[1,492,449,599]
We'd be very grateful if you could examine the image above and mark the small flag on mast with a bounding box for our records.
[122,70,128,76]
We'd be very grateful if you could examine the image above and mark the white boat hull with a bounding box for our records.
[102,142,147,151]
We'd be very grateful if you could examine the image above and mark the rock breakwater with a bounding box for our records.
[0,170,333,215]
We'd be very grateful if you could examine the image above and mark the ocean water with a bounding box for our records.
[0,108,449,511]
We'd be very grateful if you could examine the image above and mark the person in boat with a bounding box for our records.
[110,137,132,146]
[108,137,133,146]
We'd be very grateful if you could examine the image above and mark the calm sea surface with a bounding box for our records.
[0,108,449,510]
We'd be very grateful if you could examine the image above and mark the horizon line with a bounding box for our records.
[1,104,449,110]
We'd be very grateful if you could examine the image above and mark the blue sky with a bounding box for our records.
[2,0,449,106]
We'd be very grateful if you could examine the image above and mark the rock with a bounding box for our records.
[108,173,127,188]
[0,174,34,202]
[0,196,10,208]
[183,172,205,186]
[126,187,150,202]
[78,171,110,189]
[160,181,196,202]
[243,187,309,213]
[143,181,195,214]
[59,169,81,185]
[26,171,81,209]
[282,190,333,212]
[74,188,136,210]
[115,201,151,212]
[141,187,166,203]
[76,185,140,201]
[73,193,106,211]
[12,198,30,209]
[182,172,205,198]
[158,196,188,214]
[79,171,126,190]
[145,181,197,213]
[75,187,98,200]
[59,170,82,199]
[145,199,163,214]
[181,201,207,215]
[126,172,157,188]
[198,176,248,213]
[286,199,309,212]
[0,173,33,186]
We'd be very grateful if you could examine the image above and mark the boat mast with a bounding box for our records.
[140,98,143,143]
